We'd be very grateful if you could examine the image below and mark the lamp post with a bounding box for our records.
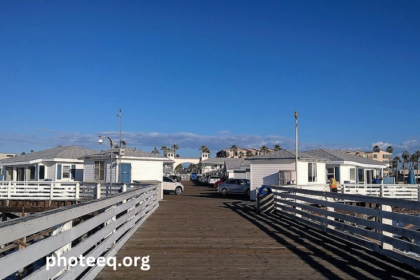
[117,109,122,148]
[99,136,114,195]
[294,111,299,186]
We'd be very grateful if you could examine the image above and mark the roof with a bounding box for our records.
[247,149,327,161]
[0,146,97,164]
[83,147,166,160]
[224,158,250,170]
[201,158,226,164]
[304,149,387,166]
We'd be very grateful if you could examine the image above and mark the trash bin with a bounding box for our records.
[257,186,274,214]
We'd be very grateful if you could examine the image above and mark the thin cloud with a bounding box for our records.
[2,130,420,157]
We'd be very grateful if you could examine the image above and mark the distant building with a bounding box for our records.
[215,147,274,158]
[343,149,392,176]
[0,152,17,160]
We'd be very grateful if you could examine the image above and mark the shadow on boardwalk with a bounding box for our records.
[223,200,420,280]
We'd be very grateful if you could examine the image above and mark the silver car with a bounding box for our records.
[217,179,250,196]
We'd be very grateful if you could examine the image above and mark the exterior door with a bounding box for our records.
[120,163,131,184]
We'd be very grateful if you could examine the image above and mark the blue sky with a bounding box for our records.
[1,0,419,157]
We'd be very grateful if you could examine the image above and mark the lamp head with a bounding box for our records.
[98,136,103,144]
[294,111,299,120]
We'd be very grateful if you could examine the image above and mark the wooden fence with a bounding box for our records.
[0,184,159,279]
[266,185,420,270]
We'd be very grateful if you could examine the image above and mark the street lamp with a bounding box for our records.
[99,135,114,195]
[294,111,299,186]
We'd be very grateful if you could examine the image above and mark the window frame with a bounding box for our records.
[308,163,317,182]
[94,161,105,181]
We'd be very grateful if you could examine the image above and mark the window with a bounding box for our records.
[308,163,317,182]
[350,168,356,181]
[163,176,173,182]
[94,161,105,181]
[373,154,377,159]
[358,169,365,183]
[39,165,45,180]
[327,168,335,180]
[6,167,13,180]
[28,166,36,180]
[63,166,71,179]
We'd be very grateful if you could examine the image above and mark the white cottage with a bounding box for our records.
[247,150,328,200]
[304,148,387,184]
[0,146,97,182]
[82,147,169,184]
[223,159,250,179]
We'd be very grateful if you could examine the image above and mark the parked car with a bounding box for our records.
[169,175,182,182]
[190,173,198,180]
[217,179,250,196]
[208,175,220,186]
[163,176,184,195]
[214,178,226,188]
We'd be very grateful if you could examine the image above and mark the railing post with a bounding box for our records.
[51,220,73,278]
[75,183,80,200]
[380,184,393,250]
[49,182,54,207]
[7,181,11,206]
[326,188,335,230]
[96,183,101,199]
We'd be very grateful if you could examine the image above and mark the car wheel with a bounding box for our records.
[246,189,250,197]
[221,188,228,196]
[175,187,182,195]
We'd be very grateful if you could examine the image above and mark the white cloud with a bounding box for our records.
[3,130,420,158]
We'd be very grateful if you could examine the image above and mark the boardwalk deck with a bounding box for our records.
[96,181,420,280]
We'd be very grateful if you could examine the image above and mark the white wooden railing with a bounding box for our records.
[0,181,80,201]
[0,184,159,279]
[341,183,420,200]
[265,185,420,270]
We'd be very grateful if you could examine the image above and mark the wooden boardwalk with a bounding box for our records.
[96,181,420,280]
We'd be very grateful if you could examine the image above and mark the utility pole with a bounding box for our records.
[117,109,122,147]
[294,111,299,186]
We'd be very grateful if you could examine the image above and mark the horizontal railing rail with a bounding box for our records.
[341,183,420,200]
[0,181,161,202]
[265,185,420,270]
[0,181,80,201]
[0,184,159,279]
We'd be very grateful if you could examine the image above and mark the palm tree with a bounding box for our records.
[230,145,238,157]
[273,144,282,151]
[172,144,179,154]
[151,147,160,154]
[402,151,411,183]
[260,145,269,155]
[160,146,168,155]
[373,145,380,152]
[415,151,420,182]
[386,146,393,176]
[410,153,418,169]
[246,150,253,157]
[199,145,210,154]
[393,156,401,182]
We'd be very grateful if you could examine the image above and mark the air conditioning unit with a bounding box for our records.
[119,148,125,156]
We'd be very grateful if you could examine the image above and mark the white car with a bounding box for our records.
[208,176,220,186]
[163,176,184,195]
